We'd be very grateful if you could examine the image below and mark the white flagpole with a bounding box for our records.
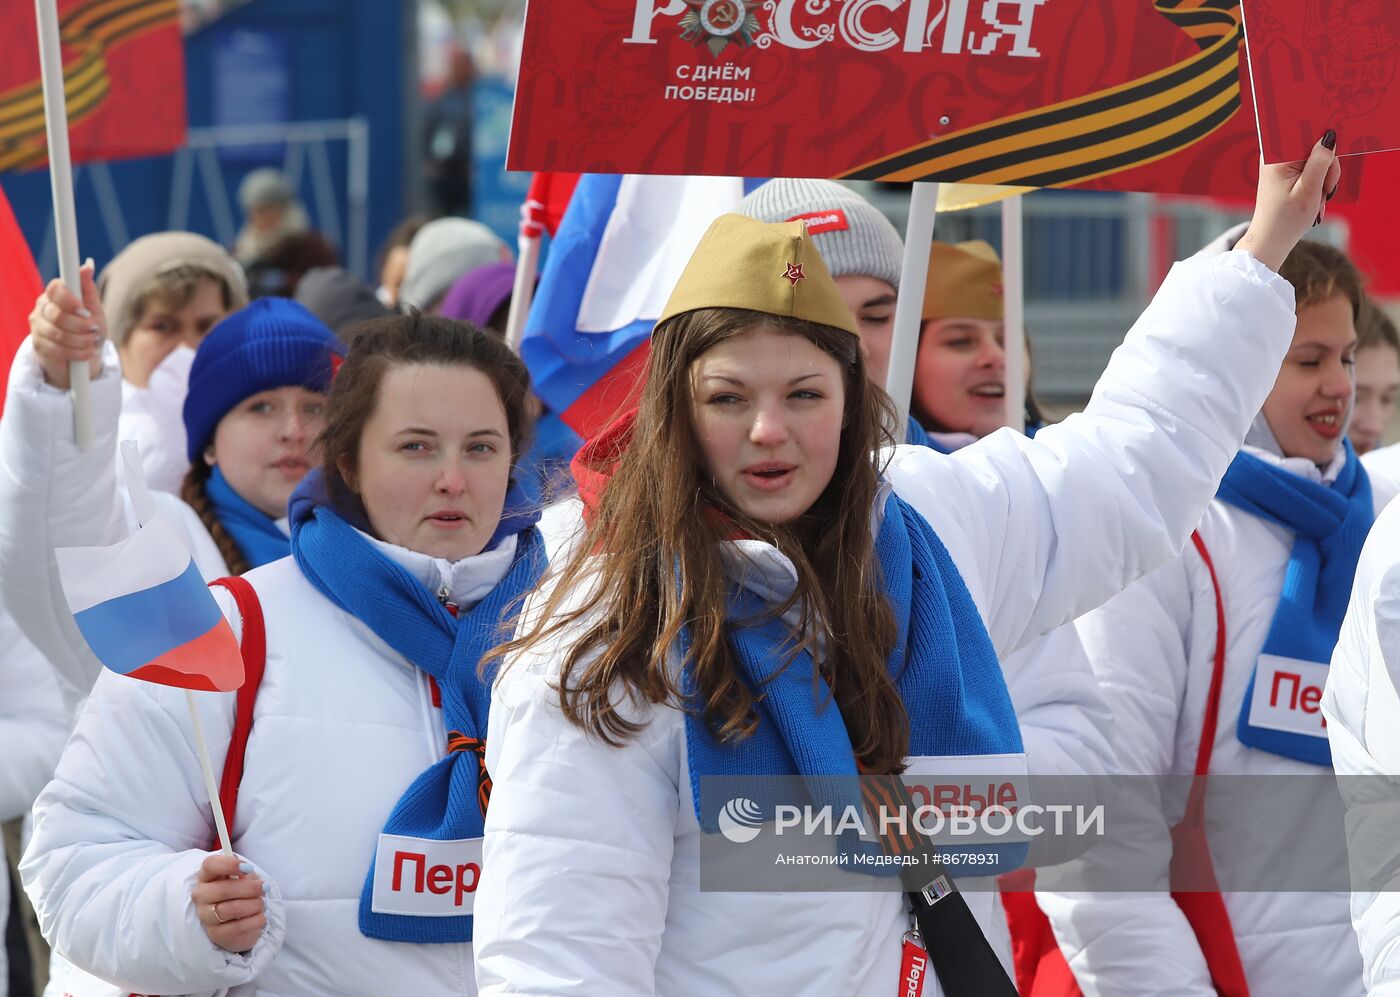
[35,0,93,450]
[505,198,544,353]
[1001,194,1026,432]
[186,691,235,856]
[886,181,940,427]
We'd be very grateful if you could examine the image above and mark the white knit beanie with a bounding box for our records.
[739,179,904,290]
[399,218,511,313]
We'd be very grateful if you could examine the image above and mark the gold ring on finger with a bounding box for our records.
[211,901,229,924]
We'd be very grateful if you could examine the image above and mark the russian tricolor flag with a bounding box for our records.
[54,444,244,693]
[520,174,764,441]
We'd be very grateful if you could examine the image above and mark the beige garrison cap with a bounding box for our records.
[923,240,1004,322]
[657,214,859,336]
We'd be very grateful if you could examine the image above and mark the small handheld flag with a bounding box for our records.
[56,441,244,855]
[55,442,244,693]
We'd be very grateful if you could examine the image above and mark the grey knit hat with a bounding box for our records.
[739,179,904,290]
[399,218,511,313]
[98,232,249,346]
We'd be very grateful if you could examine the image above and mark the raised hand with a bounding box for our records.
[29,260,105,389]
[1236,131,1342,272]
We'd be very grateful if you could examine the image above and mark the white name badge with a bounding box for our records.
[371,833,484,917]
[1247,654,1329,739]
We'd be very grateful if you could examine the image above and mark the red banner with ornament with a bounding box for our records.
[0,0,186,173]
[511,0,1294,200]
[1240,0,1400,164]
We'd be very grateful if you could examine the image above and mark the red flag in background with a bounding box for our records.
[525,172,580,239]
[0,186,42,419]
[0,0,186,173]
[1332,153,1400,297]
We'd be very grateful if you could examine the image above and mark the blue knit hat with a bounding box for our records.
[184,299,344,462]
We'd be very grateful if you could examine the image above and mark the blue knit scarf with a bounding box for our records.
[1216,441,1373,766]
[205,466,290,569]
[289,476,546,942]
[683,493,1025,868]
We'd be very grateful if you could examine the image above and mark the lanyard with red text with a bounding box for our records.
[900,907,930,997]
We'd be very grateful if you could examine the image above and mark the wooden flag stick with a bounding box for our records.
[34,0,92,449]
[885,181,940,428]
[186,691,235,856]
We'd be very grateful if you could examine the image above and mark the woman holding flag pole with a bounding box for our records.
[473,139,1341,997]
[0,290,338,702]
[21,312,548,996]
[2,291,340,997]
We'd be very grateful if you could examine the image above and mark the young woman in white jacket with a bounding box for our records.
[739,180,1117,974]
[473,145,1339,997]
[0,289,339,703]
[22,314,548,996]
[1036,238,1373,995]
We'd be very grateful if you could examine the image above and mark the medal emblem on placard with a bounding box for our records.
[681,0,760,57]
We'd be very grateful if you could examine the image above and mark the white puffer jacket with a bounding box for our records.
[1037,449,1366,996]
[22,527,525,997]
[1362,442,1400,513]
[1324,490,1400,995]
[0,339,239,705]
[535,500,1117,975]
[0,610,68,997]
[474,250,1299,996]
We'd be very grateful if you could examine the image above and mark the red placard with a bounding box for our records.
[0,187,42,419]
[0,0,186,173]
[510,0,1276,199]
[1241,0,1400,164]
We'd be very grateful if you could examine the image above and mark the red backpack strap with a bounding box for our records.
[1174,530,1251,997]
[208,576,267,839]
[996,533,1243,997]
[1188,531,1228,781]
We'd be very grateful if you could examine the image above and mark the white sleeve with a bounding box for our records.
[0,609,67,822]
[1005,625,1118,867]
[18,594,282,996]
[476,637,680,997]
[1323,499,1400,996]
[888,250,1296,658]
[0,339,128,698]
[1036,560,1216,996]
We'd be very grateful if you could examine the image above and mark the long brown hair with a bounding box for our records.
[497,307,914,774]
[181,461,251,576]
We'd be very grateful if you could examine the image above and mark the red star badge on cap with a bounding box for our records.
[782,262,806,287]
